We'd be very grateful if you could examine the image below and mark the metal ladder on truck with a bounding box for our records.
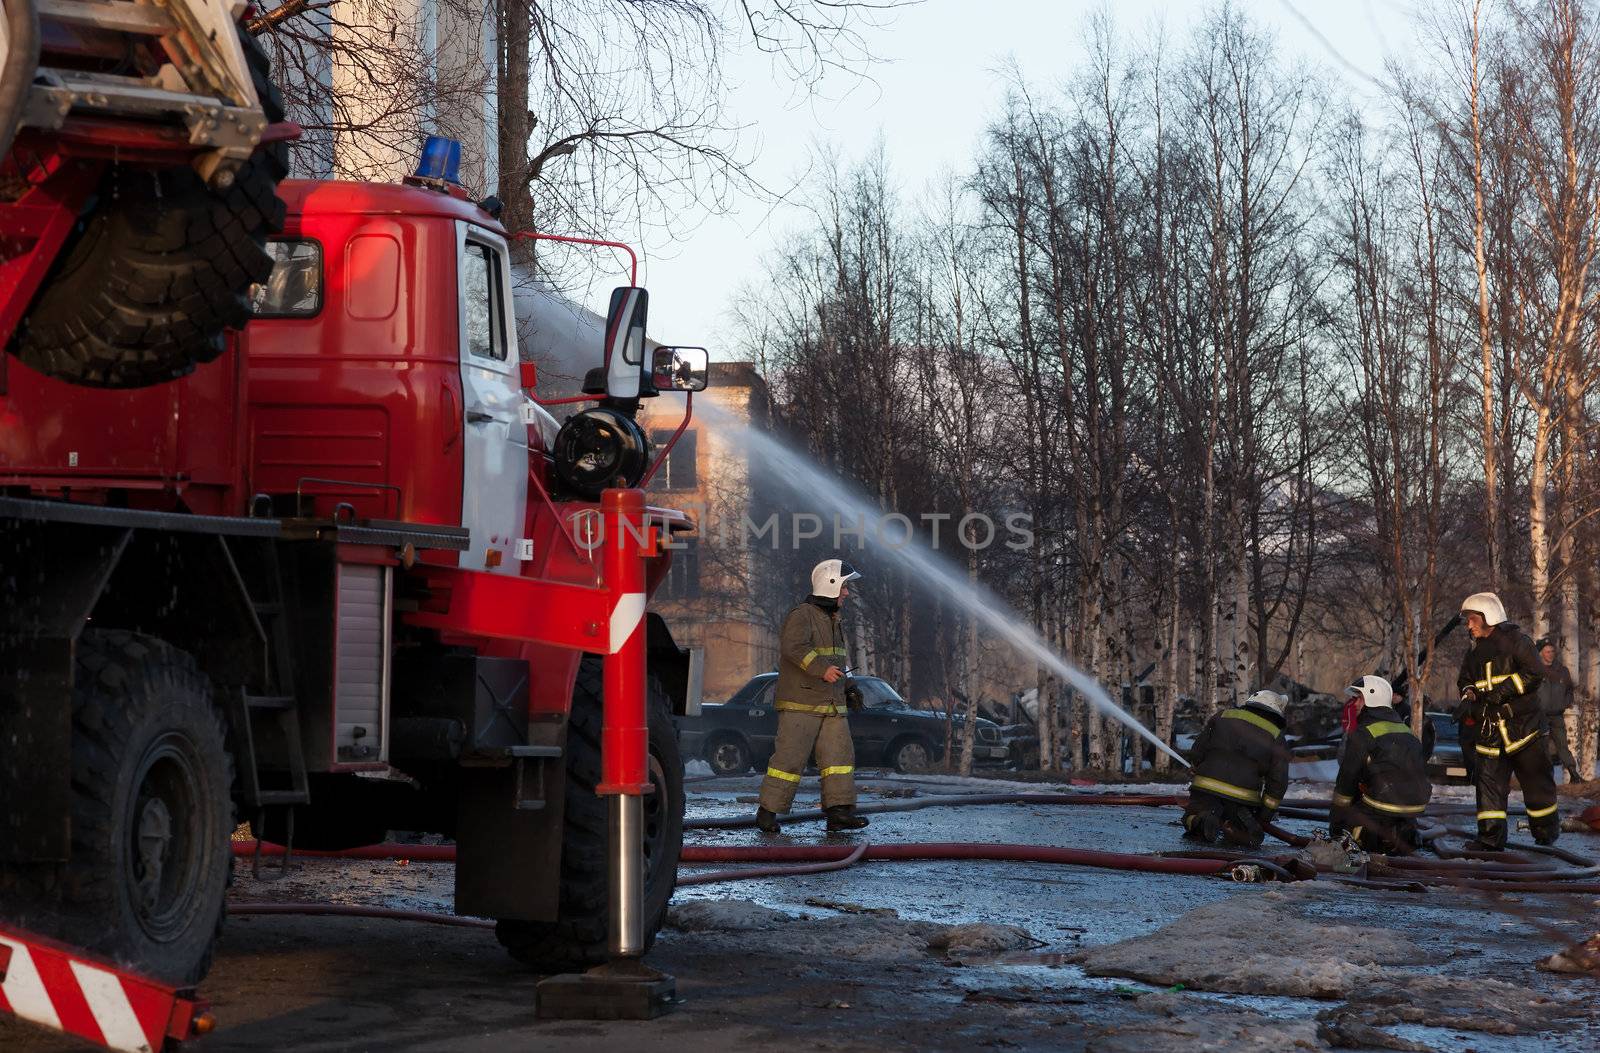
[1,0,267,182]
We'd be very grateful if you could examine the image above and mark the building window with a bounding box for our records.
[663,538,700,600]
[650,429,698,491]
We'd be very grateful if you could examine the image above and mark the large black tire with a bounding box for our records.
[495,656,684,971]
[7,27,287,388]
[0,630,235,984]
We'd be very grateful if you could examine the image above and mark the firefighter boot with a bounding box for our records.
[1219,813,1266,849]
[825,806,869,831]
[1182,811,1221,844]
[755,807,781,834]
[1466,820,1507,852]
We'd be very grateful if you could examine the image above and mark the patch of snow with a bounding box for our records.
[1290,759,1339,782]
[926,923,1036,960]
[667,899,797,931]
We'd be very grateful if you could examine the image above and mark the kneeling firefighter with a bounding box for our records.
[1457,592,1560,848]
[1182,690,1292,848]
[755,559,870,834]
[1330,676,1431,854]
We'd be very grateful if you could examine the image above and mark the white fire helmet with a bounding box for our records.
[1347,675,1393,710]
[1460,591,1507,627]
[1244,689,1289,717]
[810,558,861,599]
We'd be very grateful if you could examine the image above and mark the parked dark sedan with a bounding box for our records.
[678,673,1011,775]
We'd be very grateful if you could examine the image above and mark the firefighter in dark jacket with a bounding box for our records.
[1330,676,1432,854]
[755,559,870,834]
[1457,592,1561,848]
[1182,689,1292,848]
[1537,637,1582,783]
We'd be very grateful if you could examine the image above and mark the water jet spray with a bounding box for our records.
[697,403,1189,769]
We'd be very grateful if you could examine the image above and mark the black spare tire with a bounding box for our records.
[7,25,287,388]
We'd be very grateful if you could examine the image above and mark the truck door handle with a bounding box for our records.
[466,410,496,424]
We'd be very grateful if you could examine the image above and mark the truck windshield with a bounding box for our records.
[728,677,773,707]
[865,679,906,708]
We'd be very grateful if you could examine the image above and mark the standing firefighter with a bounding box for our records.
[1182,690,1292,848]
[1330,676,1432,854]
[755,559,870,833]
[1457,592,1560,848]
[1537,637,1583,784]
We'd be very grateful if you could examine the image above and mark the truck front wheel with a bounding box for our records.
[11,631,235,984]
[495,656,684,971]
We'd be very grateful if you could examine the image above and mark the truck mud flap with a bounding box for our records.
[454,746,567,921]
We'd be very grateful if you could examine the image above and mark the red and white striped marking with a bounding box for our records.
[0,927,204,1052]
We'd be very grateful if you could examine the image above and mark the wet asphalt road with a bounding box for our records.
[4,769,1599,1052]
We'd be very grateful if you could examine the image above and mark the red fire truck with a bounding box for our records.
[2,2,705,1044]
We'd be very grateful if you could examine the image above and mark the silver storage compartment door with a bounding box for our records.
[334,563,392,762]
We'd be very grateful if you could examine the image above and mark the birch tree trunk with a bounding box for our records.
[1529,418,1553,639]
[1466,0,1502,589]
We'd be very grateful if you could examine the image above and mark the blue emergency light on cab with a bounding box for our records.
[413,135,463,185]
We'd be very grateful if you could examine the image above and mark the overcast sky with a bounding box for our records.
[628,0,1417,352]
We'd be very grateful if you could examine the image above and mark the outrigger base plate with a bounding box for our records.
[536,959,677,1021]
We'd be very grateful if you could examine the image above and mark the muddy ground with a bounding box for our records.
[5,770,1599,1052]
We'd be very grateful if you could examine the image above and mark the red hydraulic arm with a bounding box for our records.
[598,488,650,797]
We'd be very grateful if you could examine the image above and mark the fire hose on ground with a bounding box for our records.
[225,789,1600,927]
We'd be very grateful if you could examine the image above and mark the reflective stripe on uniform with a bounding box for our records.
[1476,744,1502,756]
[1474,660,1527,696]
[1526,802,1559,819]
[1261,794,1281,810]
[1503,729,1539,754]
[1477,810,1508,821]
[1192,775,1263,804]
[1366,721,1413,738]
[1359,795,1427,816]
[820,765,854,778]
[801,646,847,671]
[1332,792,1355,806]
[776,700,841,715]
[765,767,802,783]
[1220,708,1281,738]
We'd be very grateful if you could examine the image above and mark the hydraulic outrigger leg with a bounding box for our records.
[537,488,678,1019]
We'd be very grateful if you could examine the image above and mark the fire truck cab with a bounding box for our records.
[0,140,708,993]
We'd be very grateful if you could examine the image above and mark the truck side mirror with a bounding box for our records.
[651,347,708,392]
[602,286,648,401]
